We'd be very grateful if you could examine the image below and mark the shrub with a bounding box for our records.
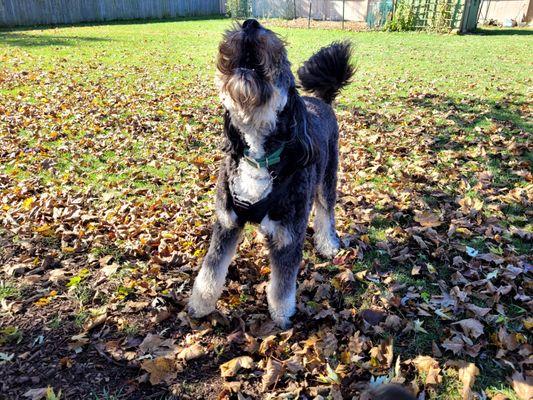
[226,0,251,18]
[386,0,416,31]
[431,0,454,32]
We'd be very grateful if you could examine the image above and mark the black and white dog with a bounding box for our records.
[188,19,353,328]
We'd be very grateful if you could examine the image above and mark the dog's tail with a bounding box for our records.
[297,41,354,104]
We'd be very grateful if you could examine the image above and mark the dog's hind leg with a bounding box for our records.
[313,148,340,259]
[188,221,242,318]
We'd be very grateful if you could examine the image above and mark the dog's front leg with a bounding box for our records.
[188,220,242,318]
[264,221,304,329]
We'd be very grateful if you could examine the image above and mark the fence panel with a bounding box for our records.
[0,0,223,28]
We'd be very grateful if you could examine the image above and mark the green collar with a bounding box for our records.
[243,142,286,169]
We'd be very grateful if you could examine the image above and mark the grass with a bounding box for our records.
[0,281,20,301]
[0,18,531,400]
[1,21,530,101]
[93,388,124,400]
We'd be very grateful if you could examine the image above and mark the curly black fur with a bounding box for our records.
[189,20,352,328]
[297,41,354,104]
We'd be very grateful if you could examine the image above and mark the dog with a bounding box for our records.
[188,19,353,328]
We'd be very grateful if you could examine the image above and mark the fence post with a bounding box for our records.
[460,0,470,33]
[294,0,297,19]
[308,1,312,28]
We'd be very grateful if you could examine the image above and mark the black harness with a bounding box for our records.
[229,169,295,224]
[224,88,306,225]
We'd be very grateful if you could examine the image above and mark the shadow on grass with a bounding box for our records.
[409,93,532,134]
[472,27,533,36]
[0,32,113,48]
[0,15,227,34]
[0,249,225,399]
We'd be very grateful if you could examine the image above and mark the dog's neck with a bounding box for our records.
[221,86,288,158]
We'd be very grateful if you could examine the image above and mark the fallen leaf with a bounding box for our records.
[261,358,284,391]
[139,333,178,357]
[83,314,107,331]
[177,343,206,361]
[141,357,179,385]
[454,319,484,339]
[360,308,386,326]
[446,360,479,400]
[220,356,255,378]
[369,338,393,369]
[412,355,442,386]
[68,333,89,353]
[23,388,55,400]
[414,211,442,228]
[510,371,533,400]
[465,304,491,317]
[465,246,479,258]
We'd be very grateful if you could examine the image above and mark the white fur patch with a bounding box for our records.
[216,72,288,207]
[267,281,296,329]
[188,247,235,318]
[231,160,272,205]
[260,216,292,249]
[216,208,238,229]
[313,203,340,259]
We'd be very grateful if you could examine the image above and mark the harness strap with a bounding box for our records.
[230,172,294,224]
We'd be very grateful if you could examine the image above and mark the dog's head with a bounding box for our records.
[217,20,315,166]
[216,19,293,111]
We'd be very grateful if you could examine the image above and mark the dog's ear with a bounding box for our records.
[286,88,317,168]
[222,110,245,157]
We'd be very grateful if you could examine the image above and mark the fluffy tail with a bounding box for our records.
[297,41,354,104]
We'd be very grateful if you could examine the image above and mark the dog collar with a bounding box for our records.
[243,142,286,169]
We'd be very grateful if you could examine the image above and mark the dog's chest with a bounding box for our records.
[231,163,272,205]
[225,88,288,206]
[230,136,273,205]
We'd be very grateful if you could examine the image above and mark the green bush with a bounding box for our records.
[431,0,454,32]
[386,0,416,31]
[386,0,457,32]
[226,0,251,18]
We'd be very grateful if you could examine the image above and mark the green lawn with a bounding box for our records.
[0,18,531,400]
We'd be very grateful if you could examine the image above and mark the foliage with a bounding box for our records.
[387,0,416,31]
[387,0,460,32]
[66,268,90,289]
[0,281,19,301]
[225,0,251,18]
[429,0,455,32]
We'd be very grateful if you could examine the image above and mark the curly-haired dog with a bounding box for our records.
[188,19,353,328]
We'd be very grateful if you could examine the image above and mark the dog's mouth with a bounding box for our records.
[216,20,287,109]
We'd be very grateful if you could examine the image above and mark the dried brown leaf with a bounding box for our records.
[261,358,284,391]
[141,357,179,385]
[220,356,255,378]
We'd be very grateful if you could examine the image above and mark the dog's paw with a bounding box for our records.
[314,233,340,259]
[268,296,295,330]
[271,315,292,330]
[187,292,216,319]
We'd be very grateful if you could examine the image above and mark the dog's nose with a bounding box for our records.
[242,19,260,31]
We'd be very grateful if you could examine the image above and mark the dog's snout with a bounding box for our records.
[242,19,260,31]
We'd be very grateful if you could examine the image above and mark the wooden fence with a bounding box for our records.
[0,0,223,28]
[247,0,369,20]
